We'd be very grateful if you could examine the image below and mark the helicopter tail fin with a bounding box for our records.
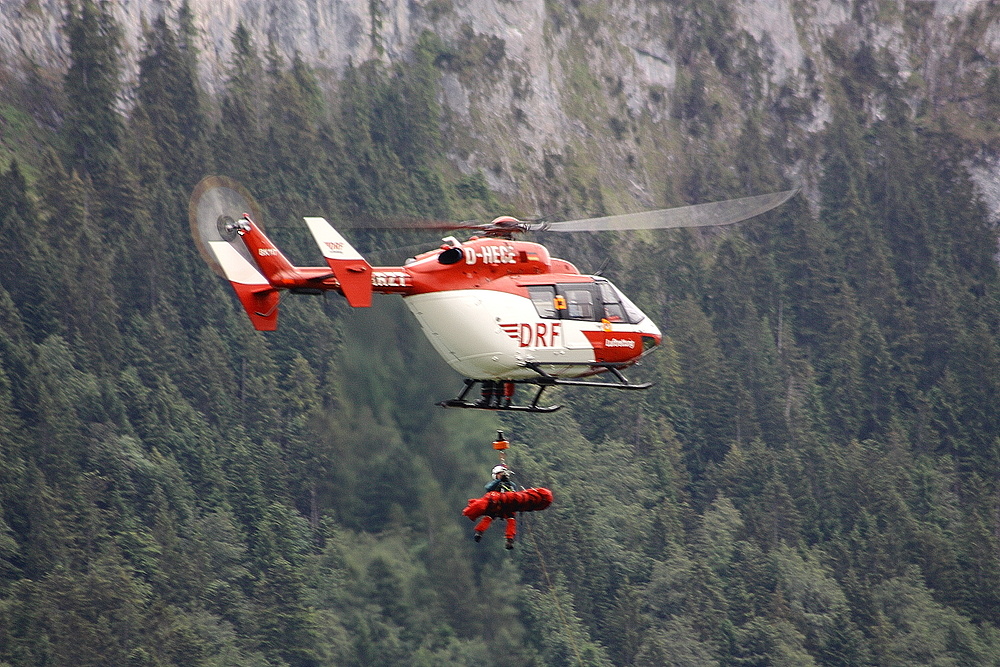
[304,217,373,307]
[207,240,281,330]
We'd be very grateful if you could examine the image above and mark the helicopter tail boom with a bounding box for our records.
[208,214,380,329]
[214,215,341,330]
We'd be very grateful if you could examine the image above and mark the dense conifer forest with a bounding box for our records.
[1,0,1000,664]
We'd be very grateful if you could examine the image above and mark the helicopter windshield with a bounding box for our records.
[596,279,646,324]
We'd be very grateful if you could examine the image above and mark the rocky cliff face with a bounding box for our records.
[2,0,998,213]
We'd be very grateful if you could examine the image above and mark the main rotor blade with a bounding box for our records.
[535,188,798,232]
[336,215,484,232]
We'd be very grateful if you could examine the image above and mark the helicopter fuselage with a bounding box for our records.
[212,217,660,385]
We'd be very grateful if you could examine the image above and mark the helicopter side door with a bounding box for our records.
[525,283,604,352]
[555,283,603,351]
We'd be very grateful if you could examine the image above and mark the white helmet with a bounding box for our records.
[492,465,508,476]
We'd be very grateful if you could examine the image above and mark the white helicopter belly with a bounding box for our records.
[404,290,600,380]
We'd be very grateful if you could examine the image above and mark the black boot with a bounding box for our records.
[505,538,514,550]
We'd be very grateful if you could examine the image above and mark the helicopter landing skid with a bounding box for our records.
[438,365,652,414]
[437,379,563,413]
[524,363,653,390]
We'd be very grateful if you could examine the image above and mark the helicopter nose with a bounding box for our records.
[638,320,662,354]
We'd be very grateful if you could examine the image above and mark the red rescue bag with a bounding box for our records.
[463,488,553,521]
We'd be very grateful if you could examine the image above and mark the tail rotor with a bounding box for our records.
[188,175,263,278]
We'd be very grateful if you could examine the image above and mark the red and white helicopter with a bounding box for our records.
[190,176,796,413]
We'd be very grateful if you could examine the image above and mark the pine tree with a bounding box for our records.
[264,52,324,211]
[705,235,789,448]
[0,362,27,589]
[136,9,209,188]
[338,61,414,214]
[34,151,122,366]
[669,298,737,483]
[0,162,60,340]
[62,0,124,177]
[213,22,267,185]
[821,95,919,426]
[772,195,864,440]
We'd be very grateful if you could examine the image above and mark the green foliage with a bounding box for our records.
[136,10,209,190]
[62,0,124,176]
[519,577,613,666]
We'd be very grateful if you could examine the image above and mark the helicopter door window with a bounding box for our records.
[560,286,599,321]
[528,286,559,319]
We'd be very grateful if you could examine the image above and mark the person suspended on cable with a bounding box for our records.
[485,464,516,494]
[474,464,518,549]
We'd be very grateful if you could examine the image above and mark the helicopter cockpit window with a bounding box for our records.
[528,286,559,319]
[596,279,646,324]
[598,282,626,322]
